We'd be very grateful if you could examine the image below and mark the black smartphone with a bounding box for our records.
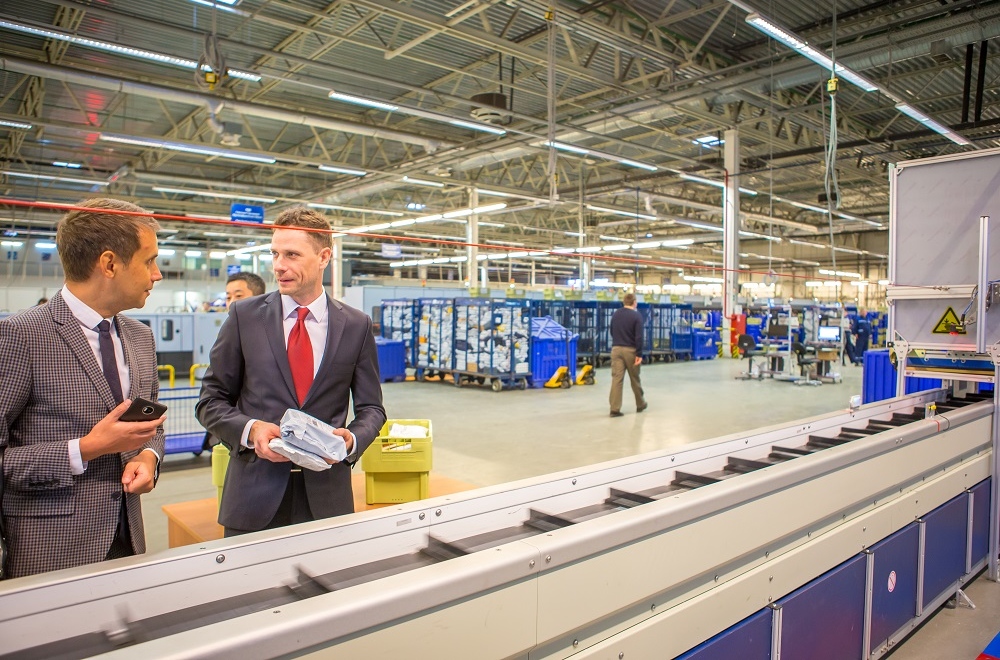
[120,397,168,422]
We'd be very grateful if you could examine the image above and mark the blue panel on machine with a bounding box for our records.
[922,493,969,608]
[778,554,866,660]
[675,608,771,660]
[869,523,919,650]
[970,478,991,567]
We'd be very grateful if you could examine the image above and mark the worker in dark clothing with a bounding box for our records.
[852,308,871,366]
[609,293,647,417]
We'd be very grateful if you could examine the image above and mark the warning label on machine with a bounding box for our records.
[932,307,965,334]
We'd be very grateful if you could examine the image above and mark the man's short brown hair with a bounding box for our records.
[623,293,637,306]
[56,198,160,282]
[274,206,333,251]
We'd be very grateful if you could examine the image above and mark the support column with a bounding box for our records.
[330,237,343,300]
[579,165,589,290]
[467,187,479,288]
[722,128,741,358]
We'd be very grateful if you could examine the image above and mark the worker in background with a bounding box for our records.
[840,312,854,365]
[0,198,165,578]
[225,271,266,309]
[852,308,872,366]
[197,206,386,536]
[609,293,647,418]
[35,297,48,306]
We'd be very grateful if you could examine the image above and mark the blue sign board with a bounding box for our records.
[381,243,403,258]
[230,204,265,224]
[226,264,242,276]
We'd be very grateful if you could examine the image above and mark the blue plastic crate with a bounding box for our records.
[164,432,205,455]
[529,317,577,388]
[862,349,941,404]
[692,329,718,360]
[375,336,407,383]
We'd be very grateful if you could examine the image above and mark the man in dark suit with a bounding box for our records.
[197,207,386,535]
[0,198,166,579]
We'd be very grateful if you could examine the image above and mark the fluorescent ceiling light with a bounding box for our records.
[784,199,829,214]
[739,231,782,242]
[473,203,508,214]
[100,133,275,164]
[692,135,724,147]
[328,91,398,112]
[390,219,417,227]
[895,103,971,146]
[306,203,403,216]
[478,221,506,228]
[0,240,23,247]
[159,249,176,256]
[631,241,661,250]
[617,158,658,172]
[35,241,57,249]
[209,251,228,259]
[565,231,585,237]
[1,170,109,187]
[226,243,271,256]
[318,164,367,176]
[576,246,602,253]
[599,235,632,243]
[602,244,630,252]
[442,208,472,219]
[672,218,724,232]
[679,173,757,195]
[586,204,656,221]
[152,186,276,204]
[0,119,32,130]
[683,276,724,283]
[52,161,81,169]
[0,20,260,82]
[402,176,444,188]
[744,13,878,93]
[819,269,862,279]
[547,141,590,155]
[184,250,202,257]
[449,119,507,136]
[660,238,695,247]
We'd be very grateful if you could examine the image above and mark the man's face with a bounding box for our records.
[271,228,331,304]
[113,226,162,311]
[226,280,255,308]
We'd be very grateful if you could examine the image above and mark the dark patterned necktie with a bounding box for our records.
[287,307,314,405]
[97,320,124,404]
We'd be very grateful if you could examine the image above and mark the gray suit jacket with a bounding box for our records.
[0,291,163,578]
[196,292,386,531]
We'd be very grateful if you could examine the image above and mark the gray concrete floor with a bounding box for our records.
[146,356,1000,658]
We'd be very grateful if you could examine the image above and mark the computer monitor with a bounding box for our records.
[818,326,841,342]
[766,321,788,338]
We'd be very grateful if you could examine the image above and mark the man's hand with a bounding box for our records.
[80,400,165,462]
[324,428,355,464]
[634,356,643,367]
[249,421,289,462]
[122,451,158,494]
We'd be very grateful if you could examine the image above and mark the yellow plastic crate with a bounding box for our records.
[366,471,429,504]
[361,419,433,473]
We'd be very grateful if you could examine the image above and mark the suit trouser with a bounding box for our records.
[609,346,645,413]
[224,470,313,537]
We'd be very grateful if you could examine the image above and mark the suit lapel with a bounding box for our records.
[262,293,298,403]
[117,316,143,400]
[303,296,345,407]
[50,292,118,411]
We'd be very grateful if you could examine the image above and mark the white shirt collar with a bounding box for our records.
[281,292,328,323]
[61,285,113,331]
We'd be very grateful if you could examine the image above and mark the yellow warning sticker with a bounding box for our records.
[932,307,965,334]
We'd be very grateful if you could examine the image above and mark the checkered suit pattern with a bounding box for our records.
[197,292,386,532]
[0,291,164,578]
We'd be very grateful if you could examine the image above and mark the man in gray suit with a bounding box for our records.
[197,207,386,535]
[0,198,166,579]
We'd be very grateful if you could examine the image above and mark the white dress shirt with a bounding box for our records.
[241,293,356,459]
[61,286,160,474]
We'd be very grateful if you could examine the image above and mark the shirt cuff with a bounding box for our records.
[345,430,358,460]
[141,447,161,464]
[241,419,259,448]
[68,439,87,475]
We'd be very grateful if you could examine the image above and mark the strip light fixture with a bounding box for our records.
[100,133,276,164]
[0,119,32,130]
[0,20,260,82]
[1,170,110,187]
[744,13,877,92]
[402,176,445,188]
[307,203,404,217]
[327,91,398,112]
[895,103,972,146]
[679,173,758,196]
[547,141,658,172]
[585,204,657,221]
[152,186,277,204]
[318,165,367,176]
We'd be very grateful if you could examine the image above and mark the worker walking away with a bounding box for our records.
[852,308,872,366]
[609,293,647,417]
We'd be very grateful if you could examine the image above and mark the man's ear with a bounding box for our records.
[319,246,332,269]
[97,250,118,279]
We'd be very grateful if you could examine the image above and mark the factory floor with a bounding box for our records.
[146,356,1000,660]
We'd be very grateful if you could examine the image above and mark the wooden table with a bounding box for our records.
[161,472,474,548]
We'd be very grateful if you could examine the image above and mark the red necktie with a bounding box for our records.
[288,306,314,405]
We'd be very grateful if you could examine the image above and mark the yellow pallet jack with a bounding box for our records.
[576,364,595,386]
[542,364,596,388]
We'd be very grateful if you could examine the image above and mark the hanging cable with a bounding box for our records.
[195,7,227,91]
[822,0,840,272]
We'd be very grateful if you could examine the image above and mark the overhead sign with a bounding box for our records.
[230,204,265,224]
[932,307,965,334]
[226,264,241,276]
[381,244,402,258]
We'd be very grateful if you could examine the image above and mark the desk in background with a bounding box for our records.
[162,472,475,547]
